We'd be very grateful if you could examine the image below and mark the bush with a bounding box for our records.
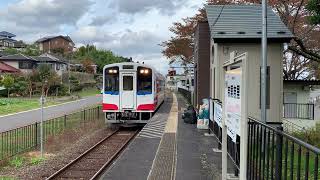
[49,84,69,96]
[292,123,320,148]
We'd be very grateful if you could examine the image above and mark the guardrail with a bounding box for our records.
[0,106,103,162]
[247,117,320,180]
[283,103,314,120]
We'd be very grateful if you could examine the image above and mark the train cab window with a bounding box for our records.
[137,67,152,95]
[123,76,133,91]
[104,67,119,94]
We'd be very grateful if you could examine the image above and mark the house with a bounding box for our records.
[0,61,20,73]
[193,21,211,106]
[0,31,26,49]
[33,53,68,76]
[205,5,293,122]
[283,79,320,129]
[0,54,37,73]
[35,35,75,54]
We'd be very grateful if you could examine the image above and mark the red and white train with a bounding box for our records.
[102,62,165,124]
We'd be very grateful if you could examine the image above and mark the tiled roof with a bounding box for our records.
[0,31,16,38]
[205,5,293,40]
[284,79,320,85]
[35,35,74,44]
[0,53,36,61]
[34,53,68,64]
[0,61,20,73]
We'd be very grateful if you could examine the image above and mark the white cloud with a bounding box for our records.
[0,0,92,36]
[111,0,185,15]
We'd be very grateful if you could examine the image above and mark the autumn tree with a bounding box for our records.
[160,8,207,65]
[82,58,95,74]
[162,0,320,79]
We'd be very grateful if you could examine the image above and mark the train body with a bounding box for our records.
[102,62,165,124]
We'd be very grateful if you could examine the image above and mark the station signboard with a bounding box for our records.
[225,68,241,142]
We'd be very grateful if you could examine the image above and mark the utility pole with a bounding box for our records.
[261,0,268,123]
[40,80,47,158]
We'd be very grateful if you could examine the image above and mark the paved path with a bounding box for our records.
[0,95,102,132]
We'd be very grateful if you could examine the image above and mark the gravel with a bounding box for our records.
[0,127,113,180]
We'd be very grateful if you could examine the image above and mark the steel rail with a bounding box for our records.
[90,129,140,180]
[46,129,120,180]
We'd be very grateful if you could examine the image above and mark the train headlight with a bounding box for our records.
[112,70,117,73]
[108,69,113,73]
[140,69,149,74]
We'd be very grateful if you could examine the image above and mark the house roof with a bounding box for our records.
[0,61,20,73]
[35,35,74,44]
[33,53,68,64]
[284,79,320,85]
[0,53,36,61]
[0,31,16,38]
[205,5,293,41]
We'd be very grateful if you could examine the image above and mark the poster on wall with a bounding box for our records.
[214,102,222,127]
[225,68,242,142]
[210,99,213,122]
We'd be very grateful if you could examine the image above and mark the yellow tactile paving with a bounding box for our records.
[164,93,178,133]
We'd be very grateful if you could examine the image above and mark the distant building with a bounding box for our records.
[0,31,26,49]
[0,53,69,75]
[0,54,37,73]
[33,53,68,76]
[283,79,320,129]
[0,61,20,73]
[35,35,75,54]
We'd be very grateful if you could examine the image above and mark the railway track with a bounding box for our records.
[46,128,139,180]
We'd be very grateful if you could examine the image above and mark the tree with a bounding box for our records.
[162,0,320,79]
[160,8,207,65]
[306,0,320,25]
[73,45,127,73]
[82,58,95,74]
[1,75,14,97]
[37,64,59,97]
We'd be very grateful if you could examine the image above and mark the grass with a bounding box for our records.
[75,87,100,97]
[0,106,103,163]
[0,87,100,116]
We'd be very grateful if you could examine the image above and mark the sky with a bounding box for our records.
[0,0,204,74]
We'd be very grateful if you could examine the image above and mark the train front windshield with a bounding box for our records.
[104,67,119,94]
[137,66,152,95]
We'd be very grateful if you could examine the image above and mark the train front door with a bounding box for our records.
[120,73,136,109]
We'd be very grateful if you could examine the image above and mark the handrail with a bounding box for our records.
[248,117,320,154]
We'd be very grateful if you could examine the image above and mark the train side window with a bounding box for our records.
[123,76,133,91]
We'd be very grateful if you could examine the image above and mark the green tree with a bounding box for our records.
[73,45,127,73]
[37,64,59,96]
[306,0,320,25]
[1,75,14,97]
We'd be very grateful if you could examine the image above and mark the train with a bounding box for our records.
[102,62,165,124]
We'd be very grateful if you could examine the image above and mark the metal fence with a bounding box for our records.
[283,103,314,120]
[178,87,192,103]
[0,106,103,162]
[247,117,320,180]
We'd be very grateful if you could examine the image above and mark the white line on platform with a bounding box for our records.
[0,99,91,118]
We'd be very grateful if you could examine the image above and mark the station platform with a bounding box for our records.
[100,93,231,180]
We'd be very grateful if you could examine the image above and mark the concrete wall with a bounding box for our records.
[283,84,310,104]
[211,42,283,122]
